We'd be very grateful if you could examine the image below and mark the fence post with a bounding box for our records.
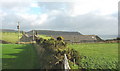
[64,54,71,71]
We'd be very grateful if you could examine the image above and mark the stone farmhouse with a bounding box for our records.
[20,33,39,43]
[20,30,103,43]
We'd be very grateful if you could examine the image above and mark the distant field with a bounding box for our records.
[0,32,22,43]
[68,43,118,69]
[0,32,51,43]
[1,44,39,69]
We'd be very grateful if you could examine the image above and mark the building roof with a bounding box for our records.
[27,30,82,35]
[51,35,102,42]
[22,33,39,38]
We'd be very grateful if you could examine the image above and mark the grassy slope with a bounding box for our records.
[0,32,51,43]
[68,43,118,69]
[0,32,22,43]
[1,44,39,69]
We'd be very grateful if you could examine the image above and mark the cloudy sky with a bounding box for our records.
[0,0,119,36]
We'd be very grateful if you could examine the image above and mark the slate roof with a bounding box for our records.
[27,30,82,35]
[51,35,102,43]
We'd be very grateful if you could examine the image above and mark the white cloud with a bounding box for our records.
[30,2,39,7]
[0,10,7,17]
[18,13,37,21]
[71,0,119,16]
[33,14,48,25]
[0,1,118,36]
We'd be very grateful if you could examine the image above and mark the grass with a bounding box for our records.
[68,43,118,69]
[0,44,1,70]
[38,35,51,40]
[0,32,51,43]
[1,44,39,69]
[0,32,22,43]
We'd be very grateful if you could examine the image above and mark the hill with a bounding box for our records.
[27,30,82,35]
[0,32,22,43]
[0,29,82,35]
[0,29,18,32]
[0,29,23,33]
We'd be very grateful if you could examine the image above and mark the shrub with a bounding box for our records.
[56,36,64,41]
[36,36,80,69]
[36,38,44,44]
[49,37,55,40]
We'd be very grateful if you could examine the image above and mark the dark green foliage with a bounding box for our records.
[56,36,64,41]
[36,38,44,44]
[49,37,55,40]
[116,37,120,40]
[69,49,80,65]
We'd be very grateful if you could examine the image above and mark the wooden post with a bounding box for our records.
[64,54,71,71]
[17,22,20,44]
[73,58,75,66]
[33,30,34,43]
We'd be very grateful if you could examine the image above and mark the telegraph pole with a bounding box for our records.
[17,22,20,44]
[33,30,34,42]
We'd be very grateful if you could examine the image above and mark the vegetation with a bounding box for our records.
[1,44,39,69]
[0,32,52,43]
[68,43,118,69]
[35,38,80,69]
[0,32,22,43]
[38,35,51,40]
[1,31,118,70]
[56,36,64,41]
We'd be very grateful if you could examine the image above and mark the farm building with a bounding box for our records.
[51,35,103,43]
[20,33,39,42]
[25,30,103,43]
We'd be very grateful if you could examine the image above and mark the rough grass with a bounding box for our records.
[38,35,51,40]
[68,43,118,69]
[0,32,22,43]
[1,44,39,69]
[0,32,51,43]
[0,44,1,70]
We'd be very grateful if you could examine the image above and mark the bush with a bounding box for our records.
[56,36,64,41]
[36,36,80,69]
[49,37,55,40]
[36,38,44,44]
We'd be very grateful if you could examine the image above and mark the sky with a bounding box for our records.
[0,0,119,36]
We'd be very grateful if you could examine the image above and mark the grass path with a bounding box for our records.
[1,44,39,69]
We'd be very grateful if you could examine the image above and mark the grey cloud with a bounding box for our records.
[2,12,117,35]
[33,13,117,35]
[2,13,32,31]
[0,0,31,9]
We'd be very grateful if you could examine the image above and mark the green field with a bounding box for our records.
[0,32,51,43]
[68,43,118,69]
[1,44,39,69]
[0,32,119,69]
[0,32,22,43]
